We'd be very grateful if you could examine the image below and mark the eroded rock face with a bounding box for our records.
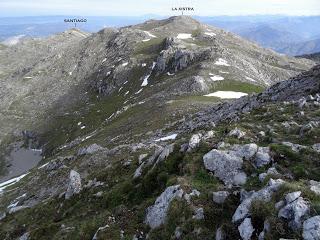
[65,170,82,200]
[228,128,246,139]
[255,147,272,167]
[310,180,320,195]
[188,133,202,151]
[303,215,320,240]
[145,185,184,229]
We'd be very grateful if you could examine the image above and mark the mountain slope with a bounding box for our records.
[0,16,318,240]
[279,38,320,56]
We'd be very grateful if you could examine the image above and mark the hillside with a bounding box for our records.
[0,16,319,240]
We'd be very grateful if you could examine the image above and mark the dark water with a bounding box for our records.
[0,142,42,184]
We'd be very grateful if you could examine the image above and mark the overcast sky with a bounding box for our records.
[1,0,320,17]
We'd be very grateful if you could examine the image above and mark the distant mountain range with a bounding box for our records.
[1,15,320,56]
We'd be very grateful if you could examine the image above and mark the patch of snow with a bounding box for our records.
[245,76,256,82]
[167,72,175,76]
[214,58,230,66]
[142,39,151,42]
[135,89,143,94]
[102,58,107,63]
[77,122,82,126]
[107,113,115,121]
[219,71,229,74]
[204,91,248,99]
[143,31,156,38]
[141,62,156,87]
[118,86,123,92]
[123,81,128,85]
[205,32,216,37]
[106,71,111,76]
[177,33,192,39]
[138,101,145,105]
[155,134,178,142]
[209,75,224,81]
[142,63,147,67]
[38,162,49,169]
[80,126,86,130]
[122,62,128,67]
[124,91,129,96]
[0,173,29,192]
[23,76,33,79]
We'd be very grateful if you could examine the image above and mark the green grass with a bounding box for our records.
[210,80,264,94]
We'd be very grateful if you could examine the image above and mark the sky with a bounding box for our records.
[0,0,320,17]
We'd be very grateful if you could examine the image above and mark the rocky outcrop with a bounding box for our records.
[213,191,230,204]
[77,144,104,156]
[65,170,82,200]
[145,185,184,229]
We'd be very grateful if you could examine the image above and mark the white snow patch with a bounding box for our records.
[219,71,229,74]
[123,81,128,85]
[124,91,129,96]
[107,113,115,121]
[141,62,156,87]
[155,134,178,142]
[80,126,86,130]
[177,33,192,39]
[0,173,29,192]
[245,76,257,82]
[210,75,224,81]
[106,71,111,76]
[138,101,145,105]
[68,72,73,76]
[205,32,216,37]
[118,86,123,92]
[214,58,230,66]
[142,39,151,42]
[135,89,143,95]
[23,76,33,79]
[167,72,175,76]
[143,31,156,38]
[122,62,128,67]
[38,162,49,169]
[102,58,107,63]
[142,63,147,67]
[204,91,248,99]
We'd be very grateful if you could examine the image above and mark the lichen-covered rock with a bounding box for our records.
[145,185,184,229]
[285,191,301,203]
[233,179,285,223]
[65,170,82,200]
[303,215,320,240]
[193,207,204,220]
[238,218,254,240]
[216,227,226,240]
[259,167,280,182]
[213,191,230,204]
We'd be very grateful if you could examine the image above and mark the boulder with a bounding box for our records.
[238,218,254,240]
[228,128,246,139]
[259,167,280,182]
[285,191,301,203]
[65,170,82,200]
[255,147,272,167]
[278,196,310,230]
[310,180,320,195]
[303,215,320,240]
[215,226,226,240]
[145,185,184,229]
[184,189,200,203]
[193,207,204,220]
[203,149,247,186]
[233,179,285,223]
[231,144,258,160]
[188,133,202,151]
[18,232,30,240]
[312,144,320,153]
[213,191,230,204]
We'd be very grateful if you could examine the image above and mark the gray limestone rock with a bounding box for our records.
[65,170,82,200]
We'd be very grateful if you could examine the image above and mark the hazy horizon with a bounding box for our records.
[1,0,320,17]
